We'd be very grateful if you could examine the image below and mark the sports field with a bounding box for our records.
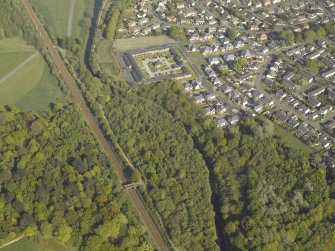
[1,237,76,251]
[30,0,94,38]
[0,37,68,111]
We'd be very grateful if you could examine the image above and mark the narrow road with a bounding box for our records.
[20,0,170,250]
[66,0,76,37]
[0,236,24,249]
[0,52,38,86]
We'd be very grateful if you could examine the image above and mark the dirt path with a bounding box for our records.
[0,52,38,86]
[97,0,107,26]
[0,236,24,249]
[66,0,75,36]
[20,0,170,250]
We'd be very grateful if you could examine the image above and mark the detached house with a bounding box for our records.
[217,118,228,127]
[204,106,216,115]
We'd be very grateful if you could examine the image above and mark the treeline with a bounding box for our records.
[57,37,82,57]
[0,105,152,250]
[279,21,335,45]
[137,81,335,250]
[104,0,130,40]
[0,0,40,47]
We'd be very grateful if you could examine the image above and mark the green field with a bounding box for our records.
[274,123,315,154]
[1,237,76,251]
[114,36,176,52]
[0,52,33,77]
[0,37,34,53]
[97,39,114,63]
[97,38,121,76]
[0,38,68,111]
[30,0,94,38]
[259,116,315,154]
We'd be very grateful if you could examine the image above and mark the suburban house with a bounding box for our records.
[217,118,228,127]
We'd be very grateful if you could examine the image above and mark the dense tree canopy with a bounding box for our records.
[65,43,220,249]
[0,105,152,250]
[138,81,335,251]
[211,122,335,250]
[104,0,130,40]
[0,0,40,46]
[102,88,219,250]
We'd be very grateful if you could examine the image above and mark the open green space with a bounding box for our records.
[274,123,315,154]
[114,36,176,52]
[188,51,203,59]
[0,54,68,111]
[260,116,315,154]
[0,37,34,53]
[0,51,33,78]
[97,38,121,76]
[2,239,39,251]
[196,60,208,67]
[30,0,93,38]
[0,38,68,111]
[14,60,69,111]
[97,39,113,63]
[30,0,68,37]
[1,237,75,251]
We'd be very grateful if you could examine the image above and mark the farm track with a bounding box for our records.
[66,0,75,36]
[0,236,24,249]
[0,52,38,86]
[20,0,170,250]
